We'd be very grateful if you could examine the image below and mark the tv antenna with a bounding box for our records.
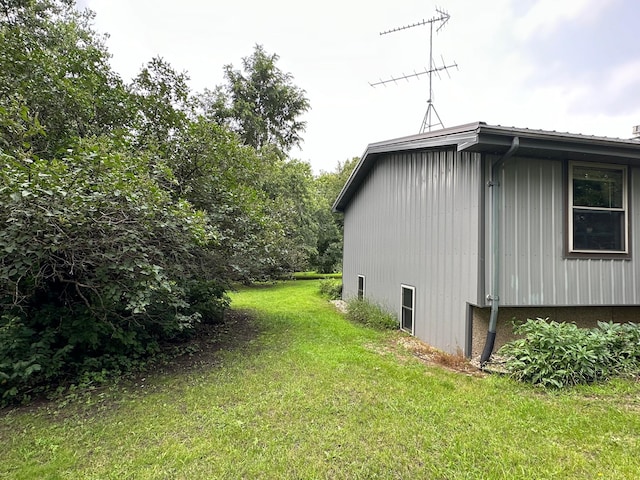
[370,7,458,133]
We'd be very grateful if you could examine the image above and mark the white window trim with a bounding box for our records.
[568,161,629,254]
[357,275,365,300]
[400,284,415,335]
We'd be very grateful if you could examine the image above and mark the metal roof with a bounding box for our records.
[332,121,640,212]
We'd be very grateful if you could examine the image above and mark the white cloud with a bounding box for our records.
[514,0,615,41]
[605,59,640,93]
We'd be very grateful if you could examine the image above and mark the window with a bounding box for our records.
[357,275,365,300]
[400,285,415,334]
[569,162,628,254]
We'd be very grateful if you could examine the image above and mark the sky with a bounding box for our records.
[75,0,640,174]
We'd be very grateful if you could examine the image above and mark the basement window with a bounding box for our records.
[357,275,365,300]
[400,285,415,335]
[569,162,628,254]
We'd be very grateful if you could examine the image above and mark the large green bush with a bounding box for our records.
[0,144,223,404]
[498,318,640,388]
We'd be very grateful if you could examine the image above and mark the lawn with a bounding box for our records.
[1,281,639,479]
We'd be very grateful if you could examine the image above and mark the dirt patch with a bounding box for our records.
[394,335,486,377]
[155,309,261,375]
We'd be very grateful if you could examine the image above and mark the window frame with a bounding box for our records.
[357,275,365,300]
[400,284,415,335]
[567,161,630,257]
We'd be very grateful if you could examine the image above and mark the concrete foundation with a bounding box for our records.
[471,305,640,358]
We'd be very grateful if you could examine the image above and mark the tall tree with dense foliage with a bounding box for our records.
[194,45,317,276]
[199,44,310,152]
[131,57,193,156]
[258,152,319,275]
[169,118,281,281]
[0,0,132,158]
[170,120,318,281]
[311,157,358,272]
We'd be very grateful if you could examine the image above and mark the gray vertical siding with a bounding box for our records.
[342,149,482,354]
[490,157,640,305]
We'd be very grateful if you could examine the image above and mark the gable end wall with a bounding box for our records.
[342,149,482,354]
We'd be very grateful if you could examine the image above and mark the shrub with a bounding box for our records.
[498,318,640,388]
[597,321,640,375]
[345,299,398,330]
[318,279,342,300]
[293,272,342,280]
[0,144,221,405]
[185,280,230,325]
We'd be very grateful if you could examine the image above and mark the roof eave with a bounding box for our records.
[332,122,483,212]
[332,122,640,212]
[462,131,640,161]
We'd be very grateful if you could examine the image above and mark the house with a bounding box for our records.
[333,122,640,360]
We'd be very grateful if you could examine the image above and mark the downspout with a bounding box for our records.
[480,136,520,366]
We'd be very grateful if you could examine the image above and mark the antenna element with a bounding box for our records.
[370,7,458,133]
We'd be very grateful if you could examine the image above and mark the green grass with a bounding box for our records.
[2,281,640,479]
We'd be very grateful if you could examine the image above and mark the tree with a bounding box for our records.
[200,44,310,152]
[311,157,358,272]
[169,119,318,281]
[257,152,318,275]
[169,116,275,281]
[131,57,193,156]
[0,0,132,158]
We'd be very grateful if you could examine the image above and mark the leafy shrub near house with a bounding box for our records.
[345,299,398,331]
[318,279,342,300]
[498,318,640,388]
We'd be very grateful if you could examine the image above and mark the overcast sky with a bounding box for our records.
[75,0,640,173]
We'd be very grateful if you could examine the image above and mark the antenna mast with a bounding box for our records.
[370,7,458,133]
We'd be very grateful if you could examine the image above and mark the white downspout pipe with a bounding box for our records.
[480,136,520,366]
